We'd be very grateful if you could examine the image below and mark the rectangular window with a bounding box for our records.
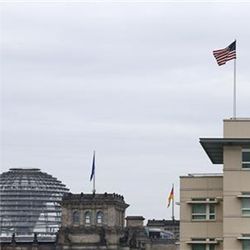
[242,198,250,216]
[192,204,206,220]
[209,204,216,220]
[192,201,216,221]
[243,240,250,250]
[191,244,215,250]
[242,149,250,169]
[192,244,206,250]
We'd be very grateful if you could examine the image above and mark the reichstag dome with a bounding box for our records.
[0,168,69,237]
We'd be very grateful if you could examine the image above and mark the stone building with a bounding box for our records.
[0,189,179,250]
[180,118,250,250]
[56,192,179,250]
[57,192,129,249]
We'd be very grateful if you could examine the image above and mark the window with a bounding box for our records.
[242,240,250,250]
[192,204,215,220]
[192,245,215,250]
[96,211,104,224]
[242,149,250,169]
[84,211,91,225]
[72,211,80,224]
[242,198,250,216]
[191,240,216,250]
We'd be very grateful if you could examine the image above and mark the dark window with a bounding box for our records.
[242,149,250,168]
[243,240,250,250]
[191,244,215,250]
[96,211,104,224]
[191,199,216,221]
[242,198,250,216]
[72,211,80,224]
[84,211,91,224]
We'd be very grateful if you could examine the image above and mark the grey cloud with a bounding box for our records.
[2,2,250,220]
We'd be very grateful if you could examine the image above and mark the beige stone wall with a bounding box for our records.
[223,118,250,138]
[223,120,250,250]
[223,237,242,250]
[180,176,223,250]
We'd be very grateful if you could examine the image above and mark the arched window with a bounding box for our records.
[84,211,91,225]
[72,211,80,224]
[96,211,104,224]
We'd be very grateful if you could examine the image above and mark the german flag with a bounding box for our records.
[167,187,174,208]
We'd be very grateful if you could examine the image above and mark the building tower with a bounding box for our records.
[180,118,250,250]
[57,192,129,249]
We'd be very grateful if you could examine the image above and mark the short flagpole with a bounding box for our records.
[172,183,175,221]
[93,151,96,194]
[233,57,236,119]
[93,172,96,194]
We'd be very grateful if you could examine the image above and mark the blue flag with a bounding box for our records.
[90,152,95,181]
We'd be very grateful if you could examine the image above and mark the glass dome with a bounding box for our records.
[0,168,69,236]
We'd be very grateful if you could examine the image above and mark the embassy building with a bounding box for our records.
[180,118,250,250]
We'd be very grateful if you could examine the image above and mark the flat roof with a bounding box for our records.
[182,173,223,177]
[199,138,250,164]
[180,173,223,178]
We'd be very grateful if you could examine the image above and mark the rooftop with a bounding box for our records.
[147,219,179,226]
[180,173,223,178]
[126,216,145,220]
[224,118,250,121]
[61,192,129,208]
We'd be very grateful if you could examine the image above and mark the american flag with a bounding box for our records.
[213,41,236,66]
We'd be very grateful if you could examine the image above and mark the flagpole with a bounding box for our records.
[172,183,175,221]
[93,172,96,194]
[233,57,236,119]
[93,151,96,194]
[213,40,237,119]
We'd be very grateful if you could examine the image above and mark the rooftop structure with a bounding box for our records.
[0,168,69,238]
[147,219,180,240]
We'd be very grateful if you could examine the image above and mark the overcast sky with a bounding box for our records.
[1,1,250,220]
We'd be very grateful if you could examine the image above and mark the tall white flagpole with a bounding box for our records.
[233,39,237,119]
[233,57,236,119]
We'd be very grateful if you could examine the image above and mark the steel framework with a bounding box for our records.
[0,168,69,236]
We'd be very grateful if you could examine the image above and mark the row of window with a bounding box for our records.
[72,211,104,225]
[189,149,250,250]
[191,197,250,221]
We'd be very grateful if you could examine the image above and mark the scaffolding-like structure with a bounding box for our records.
[0,168,69,238]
